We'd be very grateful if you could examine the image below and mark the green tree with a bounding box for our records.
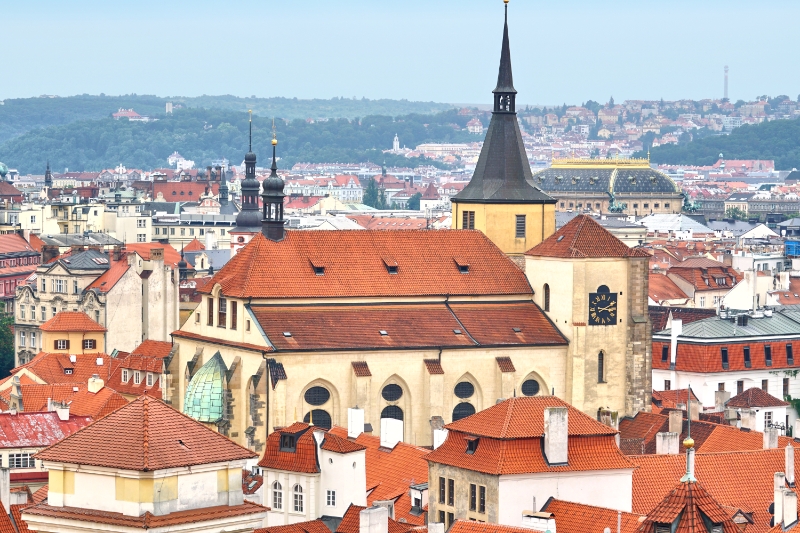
[408,192,422,210]
[363,178,379,207]
[376,189,388,210]
[608,96,615,107]
[0,303,14,377]
[725,207,748,221]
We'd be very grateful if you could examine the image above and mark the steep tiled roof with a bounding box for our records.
[203,230,533,299]
[183,238,205,252]
[424,359,444,375]
[0,383,82,412]
[652,340,800,373]
[251,302,565,351]
[320,433,366,454]
[258,423,320,474]
[726,387,789,408]
[35,396,256,470]
[0,234,35,254]
[171,330,271,353]
[541,499,644,533]
[652,389,699,409]
[495,357,515,372]
[21,502,265,530]
[336,504,412,533]
[526,215,651,259]
[10,504,32,533]
[31,485,48,505]
[86,259,129,291]
[66,387,128,418]
[649,274,689,303]
[19,353,117,385]
[0,412,92,448]
[448,521,545,533]
[444,396,617,439]
[39,312,106,332]
[107,354,164,396]
[124,242,185,268]
[255,520,332,533]
[328,427,428,525]
[637,480,740,533]
[668,266,742,292]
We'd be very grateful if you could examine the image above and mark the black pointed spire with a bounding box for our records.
[234,111,262,231]
[178,244,188,281]
[451,1,554,206]
[44,160,52,189]
[261,125,285,242]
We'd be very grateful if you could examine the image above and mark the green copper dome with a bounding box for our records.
[183,351,227,423]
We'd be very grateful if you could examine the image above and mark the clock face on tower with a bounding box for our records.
[588,291,618,326]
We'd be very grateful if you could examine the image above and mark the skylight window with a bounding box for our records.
[512,327,522,333]
[379,330,388,336]
[557,235,565,242]
[283,332,292,338]
[313,266,325,276]
[453,329,462,335]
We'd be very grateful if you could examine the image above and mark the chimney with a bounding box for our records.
[775,473,786,526]
[689,401,700,422]
[150,248,164,262]
[0,468,9,513]
[765,427,780,450]
[740,408,755,430]
[783,489,798,528]
[669,410,683,434]
[380,418,403,449]
[428,524,445,533]
[655,432,679,455]
[348,407,365,439]
[544,407,568,465]
[669,319,682,369]
[360,505,389,533]
[88,374,104,394]
[70,245,85,253]
[787,445,796,488]
[112,245,123,261]
[714,390,731,412]
[42,245,60,264]
[55,402,70,421]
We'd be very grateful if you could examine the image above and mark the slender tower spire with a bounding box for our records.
[680,385,696,483]
[261,119,286,242]
[44,161,52,189]
[233,111,262,231]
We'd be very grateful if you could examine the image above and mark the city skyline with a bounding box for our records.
[2,0,799,105]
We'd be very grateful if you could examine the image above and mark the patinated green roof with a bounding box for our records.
[183,351,227,423]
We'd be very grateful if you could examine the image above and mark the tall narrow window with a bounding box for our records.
[787,344,794,366]
[515,215,526,238]
[447,479,454,506]
[598,352,605,383]
[207,297,214,326]
[721,347,729,370]
[784,378,790,398]
[762,379,769,393]
[439,477,446,504]
[737,380,744,395]
[218,297,227,328]
[543,284,550,312]
[479,486,486,513]
[438,511,445,524]
[462,211,475,230]
[743,346,751,368]
[293,484,304,513]
[230,301,238,330]
[661,345,669,363]
[469,484,477,511]
[664,379,671,390]
[765,345,772,367]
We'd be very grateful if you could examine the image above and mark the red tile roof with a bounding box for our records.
[256,520,332,533]
[132,340,174,358]
[203,230,533,299]
[444,396,617,439]
[0,234,35,254]
[447,303,566,346]
[541,499,644,533]
[106,354,164,396]
[124,243,185,268]
[652,340,799,373]
[328,427,429,525]
[649,274,690,303]
[66,387,129,418]
[154,181,219,200]
[31,485,47,505]
[351,361,371,377]
[424,359,444,375]
[667,265,742,292]
[18,352,118,385]
[10,504,32,533]
[258,423,320,474]
[320,432,367,454]
[39,312,106,333]
[0,412,92,449]
[526,215,651,259]
[183,238,205,252]
[637,480,740,533]
[171,330,271,353]
[726,387,789,408]
[86,259,129,292]
[0,383,83,412]
[448,521,546,533]
[35,396,256,470]
[336,504,412,533]
[495,357,516,373]
[652,389,699,409]
[21,502,266,530]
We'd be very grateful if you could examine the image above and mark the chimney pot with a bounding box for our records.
[787,445,796,487]
[348,407,365,439]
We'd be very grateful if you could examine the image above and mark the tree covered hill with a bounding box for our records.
[642,119,800,170]
[0,94,453,146]
[0,108,478,174]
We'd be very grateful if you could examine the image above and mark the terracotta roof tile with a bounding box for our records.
[1,383,84,412]
[424,359,444,375]
[726,387,789,408]
[667,266,742,292]
[526,215,651,258]
[203,230,533,299]
[21,502,265,529]
[39,312,106,333]
[256,520,332,533]
[448,521,546,533]
[0,412,92,448]
[35,396,256,470]
[10,504,32,533]
[351,361,371,377]
[31,485,47,505]
[106,354,164,396]
[541,499,644,533]
[66,387,129,418]
[637,480,740,533]
[258,423,320,474]
[652,389,699,409]
[446,303,567,346]
[337,504,412,533]
[124,243,185,269]
[86,259,129,292]
[321,433,367,454]
[495,356,515,372]
[328,427,428,525]
[171,330,271,353]
[18,352,118,386]
[653,340,799,373]
[649,274,690,303]
[183,238,205,252]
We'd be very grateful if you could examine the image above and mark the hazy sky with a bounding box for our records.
[3,0,799,106]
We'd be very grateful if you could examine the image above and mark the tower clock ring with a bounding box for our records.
[589,286,617,326]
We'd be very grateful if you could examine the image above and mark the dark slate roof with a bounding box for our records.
[530,166,680,195]
[493,4,515,95]
[45,249,112,271]
[40,233,123,247]
[145,201,185,214]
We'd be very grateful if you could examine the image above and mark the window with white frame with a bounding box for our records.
[137,219,146,228]
[699,296,706,307]
[56,339,68,350]
[293,484,304,513]
[9,453,34,468]
[134,371,142,385]
[146,373,155,387]
[30,332,36,349]
[53,279,65,293]
[18,331,25,347]
[137,234,146,242]
[327,490,336,507]
[765,411,773,426]
[19,305,25,320]
[122,369,130,383]
[272,482,283,509]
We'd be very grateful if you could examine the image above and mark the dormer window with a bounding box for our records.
[466,437,479,455]
[313,266,324,276]
[64,369,73,375]
[655,525,671,533]
[134,371,142,385]
[280,434,296,453]
[122,369,130,383]
[387,265,398,274]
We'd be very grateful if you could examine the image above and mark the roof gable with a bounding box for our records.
[526,215,650,259]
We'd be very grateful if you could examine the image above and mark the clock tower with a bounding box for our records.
[524,215,652,417]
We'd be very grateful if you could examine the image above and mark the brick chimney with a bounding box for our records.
[544,406,568,465]
[669,409,682,434]
[42,245,60,264]
[150,248,164,262]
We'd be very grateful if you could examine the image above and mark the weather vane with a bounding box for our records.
[272,118,278,145]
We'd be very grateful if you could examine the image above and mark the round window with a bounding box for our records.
[454,381,475,399]
[304,386,330,406]
[381,384,403,402]
[381,405,404,421]
[452,402,476,422]
[521,379,540,396]
[303,409,332,429]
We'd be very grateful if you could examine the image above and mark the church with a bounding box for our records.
[168,2,652,451]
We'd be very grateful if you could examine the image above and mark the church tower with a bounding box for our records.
[230,113,263,256]
[44,161,52,190]
[261,133,285,242]
[451,0,556,265]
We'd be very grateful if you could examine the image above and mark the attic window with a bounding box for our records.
[379,330,388,336]
[465,437,479,455]
[454,257,470,274]
[313,266,325,276]
[453,329,462,335]
[279,434,296,453]
[557,235,565,242]
[655,526,671,533]
[387,265,398,275]
[309,258,325,276]
[283,332,292,338]
[513,327,522,333]
[458,265,469,274]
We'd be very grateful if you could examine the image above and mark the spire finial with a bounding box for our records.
[271,118,277,146]
[248,110,252,151]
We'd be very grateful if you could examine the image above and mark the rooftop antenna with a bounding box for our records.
[248,110,252,152]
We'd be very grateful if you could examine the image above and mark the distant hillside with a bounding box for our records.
[0,94,453,146]
[0,108,477,174]
[641,119,800,170]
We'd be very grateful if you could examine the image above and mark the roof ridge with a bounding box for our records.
[568,216,589,254]
[142,396,149,471]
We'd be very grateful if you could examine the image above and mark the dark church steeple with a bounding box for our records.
[233,112,262,231]
[44,161,52,189]
[493,1,516,114]
[261,126,285,242]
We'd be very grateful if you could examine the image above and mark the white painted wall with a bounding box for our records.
[497,469,633,525]
[318,440,366,517]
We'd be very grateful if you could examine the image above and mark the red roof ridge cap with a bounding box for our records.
[142,396,149,470]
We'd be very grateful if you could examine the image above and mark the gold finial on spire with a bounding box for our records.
[248,109,252,121]
[504,0,509,4]
[271,118,278,146]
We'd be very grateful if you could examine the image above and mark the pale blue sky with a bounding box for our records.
[2,0,798,105]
